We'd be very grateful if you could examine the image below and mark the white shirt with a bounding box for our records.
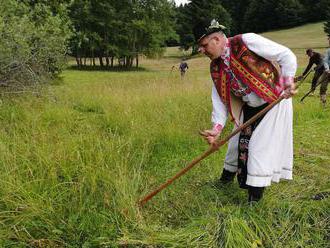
[323,48,330,71]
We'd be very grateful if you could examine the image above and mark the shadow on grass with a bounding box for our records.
[201,179,246,205]
[50,76,65,86]
[66,65,149,72]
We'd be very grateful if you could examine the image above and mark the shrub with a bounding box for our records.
[0,0,71,89]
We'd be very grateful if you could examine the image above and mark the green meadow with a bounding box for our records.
[0,23,329,247]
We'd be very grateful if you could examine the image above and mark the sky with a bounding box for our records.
[174,0,190,6]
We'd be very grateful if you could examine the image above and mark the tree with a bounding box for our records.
[300,0,330,22]
[68,0,177,68]
[0,0,71,88]
[324,5,330,37]
[175,0,232,53]
[243,0,303,33]
[243,0,277,33]
[275,0,304,29]
[220,0,252,34]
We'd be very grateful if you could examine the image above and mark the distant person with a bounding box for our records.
[318,36,330,106]
[195,19,297,203]
[297,49,324,95]
[179,59,189,79]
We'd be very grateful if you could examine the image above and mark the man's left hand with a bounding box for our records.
[282,83,298,99]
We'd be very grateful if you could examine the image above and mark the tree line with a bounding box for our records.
[1,0,330,88]
[69,0,177,69]
[175,0,330,53]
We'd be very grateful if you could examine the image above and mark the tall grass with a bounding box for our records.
[0,23,329,247]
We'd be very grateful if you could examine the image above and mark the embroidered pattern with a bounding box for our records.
[222,40,252,97]
[231,57,278,102]
[230,35,281,103]
[210,35,282,122]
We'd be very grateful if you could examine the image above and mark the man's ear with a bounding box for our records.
[214,35,222,44]
[210,35,218,44]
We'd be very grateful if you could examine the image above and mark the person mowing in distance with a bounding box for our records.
[318,36,330,106]
[297,48,324,96]
[179,58,189,79]
[195,19,297,202]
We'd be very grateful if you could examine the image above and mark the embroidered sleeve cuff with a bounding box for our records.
[279,76,294,87]
[212,123,223,133]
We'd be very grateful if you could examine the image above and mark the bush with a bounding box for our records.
[0,0,71,89]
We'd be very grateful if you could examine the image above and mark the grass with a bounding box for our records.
[0,22,329,247]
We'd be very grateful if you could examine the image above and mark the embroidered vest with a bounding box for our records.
[210,35,282,124]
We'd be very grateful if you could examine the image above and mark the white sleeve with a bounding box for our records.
[211,84,228,127]
[324,49,330,71]
[242,33,297,77]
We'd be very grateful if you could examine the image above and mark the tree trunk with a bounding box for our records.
[99,57,104,67]
[111,57,114,67]
[136,54,139,68]
[91,50,95,66]
[105,57,109,67]
[126,56,131,67]
[75,56,80,67]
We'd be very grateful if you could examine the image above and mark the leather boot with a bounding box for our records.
[219,168,236,184]
[248,186,264,203]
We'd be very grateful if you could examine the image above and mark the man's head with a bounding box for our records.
[197,32,227,60]
[306,48,314,57]
[193,19,227,60]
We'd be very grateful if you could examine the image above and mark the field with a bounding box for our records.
[0,23,329,247]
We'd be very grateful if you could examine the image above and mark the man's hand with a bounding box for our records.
[200,124,223,150]
[282,83,298,99]
[199,129,220,145]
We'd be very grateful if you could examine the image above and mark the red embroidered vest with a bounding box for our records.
[210,35,282,123]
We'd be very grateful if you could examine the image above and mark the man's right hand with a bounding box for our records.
[199,128,222,145]
[200,124,223,147]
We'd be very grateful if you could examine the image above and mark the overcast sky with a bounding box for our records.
[174,0,190,6]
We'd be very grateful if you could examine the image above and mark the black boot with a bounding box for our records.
[219,168,236,184]
[248,186,264,203]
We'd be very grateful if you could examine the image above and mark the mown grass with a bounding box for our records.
[0,23,329,247]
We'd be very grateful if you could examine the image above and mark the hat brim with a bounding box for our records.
[196,28,224,43]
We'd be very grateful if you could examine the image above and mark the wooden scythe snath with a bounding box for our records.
[138,76,307,208]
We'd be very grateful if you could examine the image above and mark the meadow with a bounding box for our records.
[0,23,329,247]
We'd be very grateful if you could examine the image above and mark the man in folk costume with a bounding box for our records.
[196,20,297,202]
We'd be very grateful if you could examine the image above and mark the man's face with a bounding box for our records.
[198,34,225,60]
[307,51,313,57]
